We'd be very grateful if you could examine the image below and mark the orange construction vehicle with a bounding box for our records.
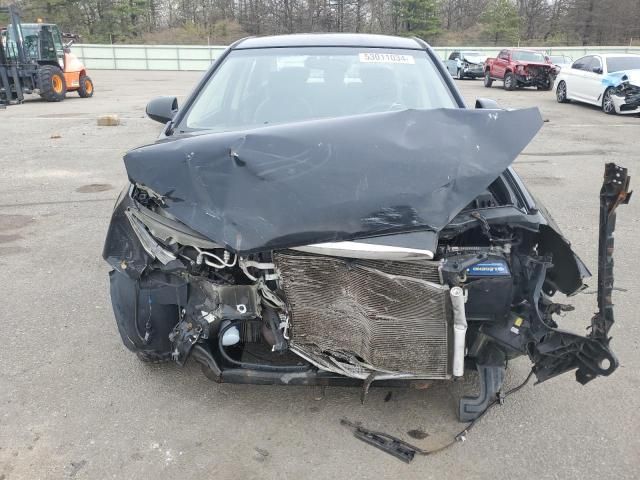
[1,4,94,105]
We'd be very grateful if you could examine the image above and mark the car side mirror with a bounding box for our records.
[146,96,178,124]
[592,67,603,74]
[475,98,500,109]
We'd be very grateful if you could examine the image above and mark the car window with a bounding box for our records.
[587,56,602,72]
[571,56,590,71]
[511,51,546,62]
[498,50,509,60]
[182,47,457,133]
[448,52,459,60]
[606,56,640,73]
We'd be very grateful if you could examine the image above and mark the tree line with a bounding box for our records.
[5,0,640,46]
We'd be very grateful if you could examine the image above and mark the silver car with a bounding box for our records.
[446,50,487,79]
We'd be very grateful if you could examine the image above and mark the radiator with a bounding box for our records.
[273,250,451,378]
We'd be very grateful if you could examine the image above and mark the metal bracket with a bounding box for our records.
[531,163,631,384]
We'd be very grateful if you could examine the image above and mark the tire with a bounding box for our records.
[602,88,617,115]
[37,65,66,102]
[78,75,94,98]
[556,80,569,103]
[136,351,172,364]
[503,72,516,91]
[483,71,493,88]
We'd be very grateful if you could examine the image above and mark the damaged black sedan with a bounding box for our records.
[104,34,631,421]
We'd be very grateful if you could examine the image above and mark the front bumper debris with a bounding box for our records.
[522,164,630,383]
[611,91,640,114]
[462,63,484,78]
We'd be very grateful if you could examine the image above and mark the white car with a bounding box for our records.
[554,53,640,115]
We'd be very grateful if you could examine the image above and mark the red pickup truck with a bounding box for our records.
[484,49,557,90]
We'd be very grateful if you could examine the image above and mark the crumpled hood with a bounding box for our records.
[603,69,640,87]
[124,108,543,254]
[462,54,487,65]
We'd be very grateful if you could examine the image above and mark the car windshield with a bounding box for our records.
[511,51,546,62]
[182,47,456,132]
[606,56,640,73]
[550,55,568,63]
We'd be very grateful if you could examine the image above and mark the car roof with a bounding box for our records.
[596,53,640,58]
[234,33,426,50]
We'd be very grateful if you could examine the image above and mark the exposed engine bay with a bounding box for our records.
[103,108,631,421]
[607,73,640,113]
[516,64,556,89]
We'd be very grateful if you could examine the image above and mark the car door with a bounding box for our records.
[494,50,509,78]
[446,51,460,75]
[581,56,604,105]
[567,56,591,101]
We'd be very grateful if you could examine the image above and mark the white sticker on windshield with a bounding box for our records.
[359,52,415,64]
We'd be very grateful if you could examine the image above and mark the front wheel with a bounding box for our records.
[78,75,94,98]
[556,80,569,103]
[483,72,493,88]
[503,72,516,91]
[602,88,617,115]
[37,65,66,102]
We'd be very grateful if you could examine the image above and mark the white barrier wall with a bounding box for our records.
[72,44,640,71]
[73,44,228,70]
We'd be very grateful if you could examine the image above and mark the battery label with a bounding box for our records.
[466,261,510,276]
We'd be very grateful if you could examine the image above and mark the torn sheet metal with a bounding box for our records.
[602,70,640,113]
[601,69,640,88]
[124,108,543,254]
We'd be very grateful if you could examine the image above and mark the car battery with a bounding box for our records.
[464,256,513,321]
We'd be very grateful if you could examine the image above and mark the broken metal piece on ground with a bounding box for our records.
[340,419,430,463]
[341,369,536,462]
